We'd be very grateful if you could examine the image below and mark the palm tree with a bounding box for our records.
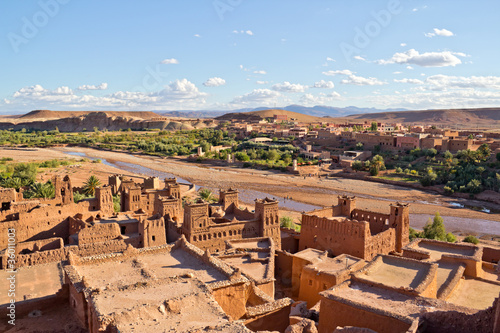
[198,188,216,203]
[83,175,101,196]
[29,182,55,198]
[369,155,385,175]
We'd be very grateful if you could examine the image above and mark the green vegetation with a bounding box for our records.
[198,188,217,203]
[280,216,301,231]
[73,192,91,203]
[463,235,479,244]
[82,175,101,196]
[372,144,499,195]
[113,194,121,212]
[409,212,456,242]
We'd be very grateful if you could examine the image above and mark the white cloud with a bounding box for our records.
[194,34,201,38]
[393,71,403,74]
[271,81,308,93]
[326,57,336,62]
[299,92,342,106]
[322,69,353,76]
[253,70,267,75]
[233,30,253,35]
[231,89,280,106]
[424,74,500,89]
[160,58,179,65]
[353,55,366,61]
[256,81,268,85]
[4,79,207,111]
[203,77,226,87]
[400,43,407,47]
[425,28,454,38]
[394,78,424,84]
[412,8,418,12]
[312,80,335,89]
[341,75,386,86]
[377,49,465,67]
[406,65,414,70]
[78,83,108,91]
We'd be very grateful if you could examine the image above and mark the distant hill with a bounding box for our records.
[0,110,215,132]
[345,107,500,127]
[20,110,159,120]
[216,109,333,123]
[160,105,406,119]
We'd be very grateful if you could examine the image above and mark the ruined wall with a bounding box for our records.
[15,237,64,255]
[211,281,249,320]
[299,216,368,259]
[78,223,121,246]
[364,229,396,261]
[482,246,500,263]
[351,209,390,235]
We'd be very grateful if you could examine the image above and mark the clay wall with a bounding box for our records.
[318,294,414,333]
[211,281,249,320]
[351,209,390,235]
[78,223,121,245]
[139,217,167,248]
[299,266,339,307]
[245,303,292,333]
[15,237,63,254]
[482,246,500,263]
[364,229,396,260]
[280,228,299,253]
[275,250,293,286]
[0,188,18,204]
[299,215,368,259]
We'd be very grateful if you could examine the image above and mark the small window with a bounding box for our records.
[152,235,156,241]
[309,280,313,286]
[120,226,126,234]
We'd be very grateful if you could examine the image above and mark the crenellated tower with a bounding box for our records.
[255,197,281,249]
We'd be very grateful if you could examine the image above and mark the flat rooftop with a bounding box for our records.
[446,278,500,310]
[415,241,476,261]
[221,252,269,281]
[357,256,431,289]
[75,248,227,290]
[294,248,328,263]
[228,239,271,249]
[323,281,475,319]
[0,262,64,305]
[307,254,363,275]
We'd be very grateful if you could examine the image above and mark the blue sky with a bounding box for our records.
[1,0,499,114]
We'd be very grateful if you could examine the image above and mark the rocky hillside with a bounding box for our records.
[0,111,216,132]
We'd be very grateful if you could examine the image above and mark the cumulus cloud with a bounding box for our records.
[425,28,454,38]
[377,49,465,67]
[322,69,353,76]
[394,78,424,84]
[326,57,336,62]
[312,80,335,89]
[424,74,500,90]
[271,81,308,93]
[78,83,108,91]
[194,34,201,38]
[160,58,179,64]
[233,30,253,35]
[231,89,280,106]
[353,55,366,61]
[400,43,407,47]
[4,79,207,111]
[341,75,386,86]
[203,77,226,87]
[253,70,267,75]
[256,81,268,85]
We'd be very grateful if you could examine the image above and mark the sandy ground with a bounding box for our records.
[2,146,499,237]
